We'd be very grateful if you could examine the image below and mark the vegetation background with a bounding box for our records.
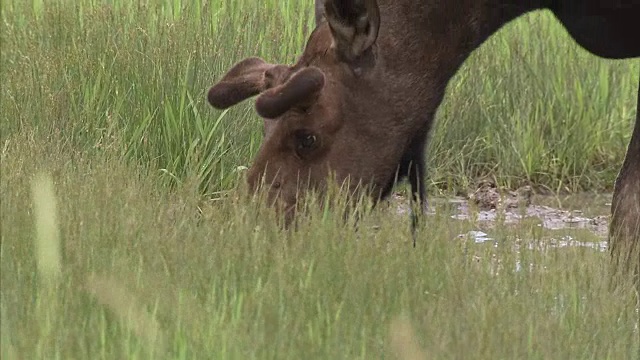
[2,0,639,359]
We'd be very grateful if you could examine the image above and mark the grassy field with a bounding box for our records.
[2,0,640,359]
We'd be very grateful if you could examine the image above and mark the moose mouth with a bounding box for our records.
[259,182,301,228]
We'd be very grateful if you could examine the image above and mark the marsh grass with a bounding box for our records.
[2,0,640,358]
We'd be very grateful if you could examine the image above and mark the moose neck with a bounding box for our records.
[378,1,548,104]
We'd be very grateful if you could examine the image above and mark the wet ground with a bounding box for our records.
[389,191,613,252]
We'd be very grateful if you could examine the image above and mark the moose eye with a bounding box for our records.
[300,134,316,148]
[295,131,318,156]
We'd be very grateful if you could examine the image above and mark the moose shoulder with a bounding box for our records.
[208,0,639,280]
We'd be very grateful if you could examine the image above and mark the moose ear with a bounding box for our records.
[255,67,325,119]
[324,0,380,62]
[207,57,276,110]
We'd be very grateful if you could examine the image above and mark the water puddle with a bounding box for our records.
[522,235,608,252]
[389,191,613,251]
[457,230,608,252]
[451,202,610,237]
[458,230,494,244]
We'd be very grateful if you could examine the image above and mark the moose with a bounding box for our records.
[208,0,639,281]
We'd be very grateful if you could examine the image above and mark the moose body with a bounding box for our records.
[208,1,639,280]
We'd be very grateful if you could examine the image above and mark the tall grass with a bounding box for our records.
[2,0,638,196]
[433,14,639,193]
[2,0,317,196]
[2,130,639,359]
[1,1,639,358]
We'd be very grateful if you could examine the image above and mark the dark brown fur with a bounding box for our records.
[208,0,639,282]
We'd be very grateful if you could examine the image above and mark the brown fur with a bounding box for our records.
[208,0,639,280]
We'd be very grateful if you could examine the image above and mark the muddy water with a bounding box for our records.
[390,192,613,252]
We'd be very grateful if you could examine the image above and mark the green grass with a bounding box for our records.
[433,14,639,193]
[3,130,640,359]
[2,1,640,359]
[2,0,638,196]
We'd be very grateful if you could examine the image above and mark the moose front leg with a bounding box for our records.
[400,130,430,247]
[609,77,640,289]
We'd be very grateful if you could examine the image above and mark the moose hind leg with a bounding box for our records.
[610,76,640,289]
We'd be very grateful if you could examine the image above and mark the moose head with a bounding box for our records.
[207,0,464,225]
